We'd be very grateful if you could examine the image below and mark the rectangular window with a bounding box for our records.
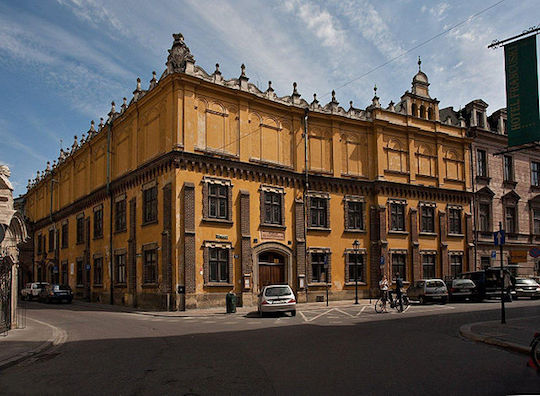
[347,253,364,282]
[208,184,228,220]
[532,162,540,187]
[390,203,406,231]
[450,255,463,278]
[392,254,407,281]
[76,217,84,244]
[61,223,68,249]
[115,199,127,232]
[504,156,513,182]
[115,253,127,284]
[347,201,364,230]
[477,149,487,177]
[310,197,328,228]
[143,186,158,223]
[37,235,42,254]
[311,252,329,283]
[479,203,490,232]
[422,255,436,279]
[76,259,83,286]
[93,257,103,285]
[263,191,282,225]
[209,247,229,283]
[534,209,540,235]
[94,207,103,238]
[48,229,55,252]
[480,256,491,270]
[448,208,462,234]
[421,206,435,233]
[476,111,484,128]
[61,262,68,285]
[143,248,157,284]
[505,206,516,234]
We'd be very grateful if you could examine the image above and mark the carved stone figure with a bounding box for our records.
[166,33,195,74]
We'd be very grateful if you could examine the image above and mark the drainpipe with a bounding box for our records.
[303,108,309,303]
[107,122,114,305]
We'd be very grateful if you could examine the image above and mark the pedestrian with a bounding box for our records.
[395,272,404,312]
[379,274,389,312]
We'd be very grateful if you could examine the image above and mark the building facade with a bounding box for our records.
[23,34,472,310]
[453,100,539,276]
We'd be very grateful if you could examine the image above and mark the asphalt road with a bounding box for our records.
[1,300,540,395]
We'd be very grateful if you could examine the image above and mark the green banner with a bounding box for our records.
[504,36,540,146]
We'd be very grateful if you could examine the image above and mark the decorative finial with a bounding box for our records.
[121,98,127,112]
[72,135,78,150]
[52,160,57,168]
[292,82,300,95]
[110,101,116,114]
[166,33,195,74]
[46,161,51,171]
[240,63,246,77]
[311,93,319,105]
[136,77,141,91]
[374,84,377,96]
[36,170,41,178]
[81,133,86,142]
[330,90,338,104]
[267,81,273,92]
[149,71,157,89]
[418,56,422,71]
[214,63,221,75]
[99,117,104,130]
[349,100,353,109]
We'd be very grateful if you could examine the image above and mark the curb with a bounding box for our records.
[459,322,530,355]
[0,317,68,371]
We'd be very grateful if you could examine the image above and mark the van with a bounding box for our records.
[457,268,515,301]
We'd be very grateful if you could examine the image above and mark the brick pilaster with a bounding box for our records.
[410,207,420,282]
[370,205,387,292]
[465,212,474,272]
[239,190,252,290]
[184,182,196,293]
[439,211,448,278]
[295,198,306,288]
[161,183,172,297]
[128,197,137,307]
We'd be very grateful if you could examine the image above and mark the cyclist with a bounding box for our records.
[395,273,404,312]
[379,274,389,312]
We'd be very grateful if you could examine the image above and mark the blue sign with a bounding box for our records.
[379,256,385,265]
[491,250,497,258]
[85,264,91,270]
[494,230,506,246]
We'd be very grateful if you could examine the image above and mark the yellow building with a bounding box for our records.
[24,34,472,310]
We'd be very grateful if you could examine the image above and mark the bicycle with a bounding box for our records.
[530,332,540,369]
[375,292,410,313]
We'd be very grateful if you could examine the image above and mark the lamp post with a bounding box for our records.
[353,239,360,304]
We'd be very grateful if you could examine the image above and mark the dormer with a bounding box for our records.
[399,58,440,121]
[488,108,507,135]
[464,99,489,130]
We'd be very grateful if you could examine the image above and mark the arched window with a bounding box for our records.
[427,108,433,120]
[411,103,417,117]
[419,105,426,119]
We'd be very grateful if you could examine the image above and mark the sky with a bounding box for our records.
[0,0,539,197]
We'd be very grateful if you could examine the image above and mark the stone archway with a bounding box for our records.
[252,242,293,294]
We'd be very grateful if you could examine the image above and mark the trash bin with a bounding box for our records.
[226,291,237,313]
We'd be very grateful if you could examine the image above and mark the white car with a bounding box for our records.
[21,282,50,301]
[258,285,296,317]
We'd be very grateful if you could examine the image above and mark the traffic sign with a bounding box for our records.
[379,256,385,265]
[491,250,497,258]
[494,230,505,246]
[530,247,540,258]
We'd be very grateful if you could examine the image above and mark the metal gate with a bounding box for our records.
[0,258,12,334]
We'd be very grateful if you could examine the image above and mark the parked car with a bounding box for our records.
[447,278,477,301]
[21,282,49,301]
[407,279,448,304]
[38,284,73,303]
[514,278,540,299]
[257,285,296,317]
[458,269,516,302]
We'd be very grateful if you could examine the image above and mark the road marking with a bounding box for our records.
[334,308,355,318]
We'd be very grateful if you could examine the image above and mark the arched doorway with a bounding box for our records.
[258,251,285,289]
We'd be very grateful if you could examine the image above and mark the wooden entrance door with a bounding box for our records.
[258,252,285,289]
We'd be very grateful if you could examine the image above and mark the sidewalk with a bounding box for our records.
[0,317,64,371]
[459,316,539,355]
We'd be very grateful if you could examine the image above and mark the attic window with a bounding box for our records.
[427,108,433,120]
[420,105,426,118]
[476,111,484,128]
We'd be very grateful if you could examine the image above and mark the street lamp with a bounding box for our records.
[353,239,360,304]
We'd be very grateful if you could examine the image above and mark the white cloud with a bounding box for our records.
[430,3,450,21]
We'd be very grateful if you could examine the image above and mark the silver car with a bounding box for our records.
[448,279,477,301]
[514,278,540,299]
[258,285,296,317]
[407,279,448,304]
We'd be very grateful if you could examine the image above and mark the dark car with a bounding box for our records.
[458,269,515,302]
[38,284,73,303]
[447,278,477,301]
